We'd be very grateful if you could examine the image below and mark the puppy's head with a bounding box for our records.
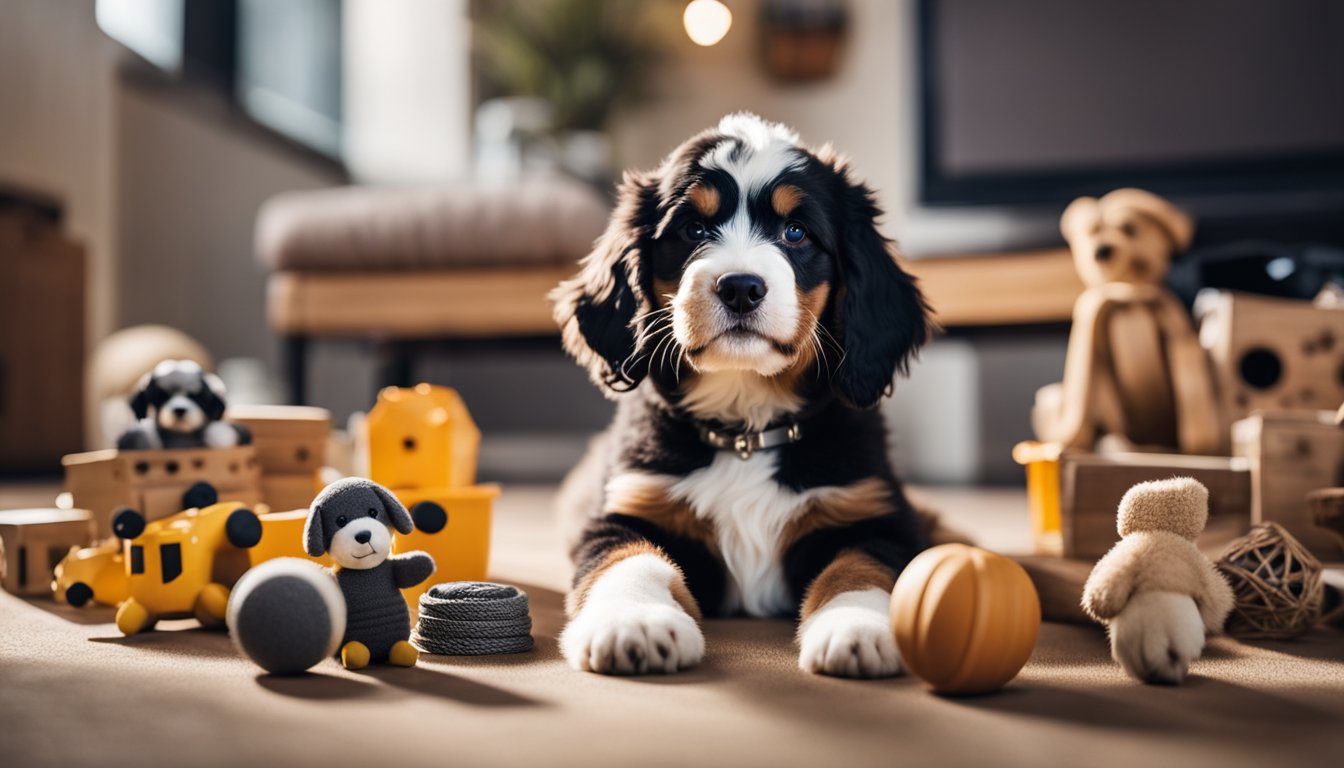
[552,113,931,423]
[1061,188,1194,287]
[303,477,413,570]
[129,359,227,435]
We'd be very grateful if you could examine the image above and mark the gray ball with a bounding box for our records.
[228,558,346,675]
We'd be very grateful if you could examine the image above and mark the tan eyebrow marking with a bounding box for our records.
[772,184,803,217]
[686,183,720,217]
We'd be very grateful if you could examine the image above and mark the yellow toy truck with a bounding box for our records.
[53,541,127,607]
[110,500,262,635]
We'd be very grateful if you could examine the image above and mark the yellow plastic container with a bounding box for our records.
[249,508,333,568]
[1011,441,1063,556]
[367,384,480,491]
[391,484,499,617]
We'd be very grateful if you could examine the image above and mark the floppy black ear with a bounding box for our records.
[201,372,228,421]
[550,172,658,395]
[303,505,326,557]
[370,482,413,534]
[128,372,153,419]
[831,170,933,409]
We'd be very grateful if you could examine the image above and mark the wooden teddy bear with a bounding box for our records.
[1082,477,1233,685]
[1033,188,1222,455]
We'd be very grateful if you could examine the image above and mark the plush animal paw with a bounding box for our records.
[798,588,903,679]
[1108,590,1206,685]
[341,641,371,670]
[203,421,242,448]
[389,640,418,667]
[560,554,704,675]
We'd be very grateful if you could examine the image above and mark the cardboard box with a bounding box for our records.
[1233,410,1344,559]
[227,404,331,476]
[1199,292,1344,425]
[0,508,94,596]
[63,446,263,539]
[1058,452,1252,560]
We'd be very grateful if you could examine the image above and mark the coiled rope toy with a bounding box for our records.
[411,582,534,655]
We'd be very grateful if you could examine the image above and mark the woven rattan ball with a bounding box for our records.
[1215,523,1324,639]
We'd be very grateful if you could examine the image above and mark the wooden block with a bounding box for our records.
[1233,411,1344,559]
[1198,292,1344,424]
[1059,452,1252,560]
[227,404,331,475]
[63,446,263,539]
[259,473,320,512]
[0,508,95,596]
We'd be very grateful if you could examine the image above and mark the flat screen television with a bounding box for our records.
[917,0,1344,222]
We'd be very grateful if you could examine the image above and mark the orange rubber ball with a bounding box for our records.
[890,544,1041,695]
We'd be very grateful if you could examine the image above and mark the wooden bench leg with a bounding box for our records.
[375,340,415,392]
[283,335,309,405]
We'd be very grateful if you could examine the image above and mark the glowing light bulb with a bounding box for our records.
[684,0,732,47]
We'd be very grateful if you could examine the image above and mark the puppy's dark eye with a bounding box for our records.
[335,515,347,528]
[1121,221,1137,238]
[368,508,379,518]
[683,221,708,242]
[783,221,807,244]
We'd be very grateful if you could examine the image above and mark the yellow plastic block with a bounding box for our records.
[367,384,480,491]
[249,508,333,568]
[391,484,499,617]
[1012,441,1063,556]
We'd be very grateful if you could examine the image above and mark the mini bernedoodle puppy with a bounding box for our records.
[552,113,935,677]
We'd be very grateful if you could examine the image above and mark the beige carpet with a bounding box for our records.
[1,484,1342,768]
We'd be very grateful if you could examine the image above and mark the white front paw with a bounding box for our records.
[1109,590,1206,685]
[561,599,704,675]
[798,588,902,679]
[203,421,240,448]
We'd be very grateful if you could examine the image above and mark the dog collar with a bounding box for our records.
[698,422,802,460]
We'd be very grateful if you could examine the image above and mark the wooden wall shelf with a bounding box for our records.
[907,247,1081,328]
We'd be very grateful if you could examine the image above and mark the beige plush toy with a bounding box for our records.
[1082,477,1234,684]
[1033,188,1222,454]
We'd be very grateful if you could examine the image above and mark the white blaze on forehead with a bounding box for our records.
[680,221,799,339]
[152,359,205,393]
[702,114,805,196]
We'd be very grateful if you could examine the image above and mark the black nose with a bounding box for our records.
[354,530,372,544]
[715,273,767,314]
[1095,244,1114,262]
[172,406,188,418]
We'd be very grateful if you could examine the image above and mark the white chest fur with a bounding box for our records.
[669,451,814,617]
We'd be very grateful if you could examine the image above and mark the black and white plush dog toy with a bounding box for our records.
[116,359,251,450]
[228,478,434,673]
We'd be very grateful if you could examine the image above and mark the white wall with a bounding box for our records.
[0,0,119,343]
[342,0,473,183]
[616,0,916,239]
[615,0,1054,256]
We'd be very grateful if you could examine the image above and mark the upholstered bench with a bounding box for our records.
[255,178,609,403]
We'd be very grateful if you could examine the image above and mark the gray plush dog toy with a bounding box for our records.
[228,478,434,673]
[304,477,435,669]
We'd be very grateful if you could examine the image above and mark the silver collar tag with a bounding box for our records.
[699,422,802,460]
